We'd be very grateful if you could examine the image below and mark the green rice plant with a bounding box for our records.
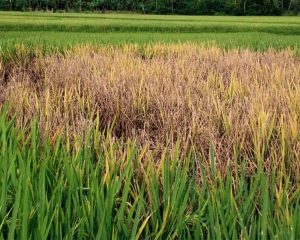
[0,110,299,239]
[0,12,300,56]
[1,12,300,35]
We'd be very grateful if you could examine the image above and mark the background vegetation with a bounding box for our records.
[0,0,299,15]
[1,12,300,52]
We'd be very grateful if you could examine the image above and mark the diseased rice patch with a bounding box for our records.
[1,44,300,180]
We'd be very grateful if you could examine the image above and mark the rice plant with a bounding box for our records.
[0,12,300,52]
[1,44,299,180]
[0,38,299,238]
[0,110,299,239]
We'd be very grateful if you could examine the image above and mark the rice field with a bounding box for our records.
[1,11,300,51]
[0,12,300,239]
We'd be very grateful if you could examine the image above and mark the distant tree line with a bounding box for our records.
[0,0,299,15]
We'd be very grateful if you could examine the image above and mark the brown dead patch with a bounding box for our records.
[1,44,300,180]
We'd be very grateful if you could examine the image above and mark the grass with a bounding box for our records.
[0,109,299,239]
[0,11,300,52]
